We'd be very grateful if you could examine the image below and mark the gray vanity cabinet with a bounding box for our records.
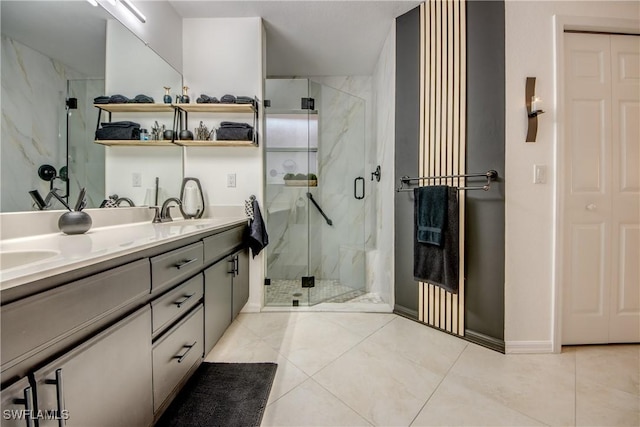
[232,249,250,320]
[0,377,35,427]
[203,248,249,355]
[33,306,153,427]
[203,259,233,354]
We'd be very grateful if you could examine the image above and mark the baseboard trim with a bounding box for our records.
[505,340,554,354]
[464,329,505,353]
[393,305,418,320]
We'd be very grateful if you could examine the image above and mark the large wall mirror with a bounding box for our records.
[1,1,182,213]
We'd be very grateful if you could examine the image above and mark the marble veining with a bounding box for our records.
[1,35,70,212]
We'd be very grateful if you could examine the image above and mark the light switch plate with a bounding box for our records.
[533,164,547,184]
[227,173,236,188]
[132,172,142,187]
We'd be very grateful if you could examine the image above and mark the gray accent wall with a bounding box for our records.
[393,6,421,319]
[464,0,506,350]
[394,2,506,350]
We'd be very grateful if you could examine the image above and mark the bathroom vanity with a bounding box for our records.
[0,214,249,426]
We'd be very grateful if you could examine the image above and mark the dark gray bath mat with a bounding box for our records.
[156,362,277,427]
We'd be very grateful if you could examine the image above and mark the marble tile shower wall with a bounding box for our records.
[1,36,73,212]
[265,78,367,292]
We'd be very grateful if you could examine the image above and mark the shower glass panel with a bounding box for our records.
[264,78,366,307]
[67,79,105,209]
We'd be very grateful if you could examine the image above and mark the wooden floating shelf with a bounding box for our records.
[94,140,178,147]
[284,180,318,187]
[95,140,257,147]
[176,140,257,147]
[93,103,255,114]
[93,103,174,113]
[174,103,256,113]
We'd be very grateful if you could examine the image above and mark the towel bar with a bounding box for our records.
[396,170,498,192]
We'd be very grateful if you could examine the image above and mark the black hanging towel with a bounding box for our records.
[246,197,269,258]
[413,186,459,293]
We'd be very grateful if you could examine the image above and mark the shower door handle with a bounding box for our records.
[354,177,365,200]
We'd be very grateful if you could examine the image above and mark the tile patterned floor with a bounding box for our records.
[265,279,381,306]
[205,312,640,427]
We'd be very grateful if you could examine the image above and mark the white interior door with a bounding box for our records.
[562,33,640,345]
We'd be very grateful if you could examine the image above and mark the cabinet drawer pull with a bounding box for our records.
[174,258,197,269]
[173,293,195,308]
[44,369,66,427]
[174,341,197,363]
[12,386,35,427]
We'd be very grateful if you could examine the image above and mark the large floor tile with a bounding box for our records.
[412,375,545,426]
[314,338,443,426]
[262,314,365,375]
[320,312,397,338]
[366,316,468,376]
[449,343,576,426]
[261,378,371,426]
[235,312,311,338]
[576,377,640,426]
[575,344,640,396]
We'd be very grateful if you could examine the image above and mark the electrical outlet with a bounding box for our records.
[132,172,142,187]
[227,173,236,188]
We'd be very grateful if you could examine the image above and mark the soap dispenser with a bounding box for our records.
[179,177,205,219]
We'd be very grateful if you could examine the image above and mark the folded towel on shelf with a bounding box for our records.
[413,186,459,293]
[246,198,269,257]
[94,96,110,104]
[220,94,236,104]
[236,96,254,105]
[196,94,219,103]
[108,94,131,103]
[95,121,141,140]
[416,185,448,246]
[216,122,254,141]
[132,94,154,103]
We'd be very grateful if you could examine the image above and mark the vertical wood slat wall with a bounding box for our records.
[417,0,466,336]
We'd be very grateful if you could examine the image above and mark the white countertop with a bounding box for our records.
[0,216,246,292]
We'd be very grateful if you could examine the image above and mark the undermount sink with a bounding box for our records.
[0,250,59,270]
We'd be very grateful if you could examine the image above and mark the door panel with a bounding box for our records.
[563,33,640,345]
[608,35,640,342]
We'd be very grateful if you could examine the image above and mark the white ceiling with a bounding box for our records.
[168,1,422,76]
[1,0,421,78]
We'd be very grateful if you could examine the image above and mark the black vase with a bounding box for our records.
[179,130,193,140]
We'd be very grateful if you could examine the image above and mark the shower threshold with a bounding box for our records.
[265,279,370,307]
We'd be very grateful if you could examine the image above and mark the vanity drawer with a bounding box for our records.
[151,242,203,292]
[152,274,203,336]
[203,225,245,264]
[1,258,150,374]
[152,304,203,412]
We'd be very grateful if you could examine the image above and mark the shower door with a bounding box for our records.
[264,78,366,306]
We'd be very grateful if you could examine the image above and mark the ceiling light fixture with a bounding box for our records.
[120,0,146,23]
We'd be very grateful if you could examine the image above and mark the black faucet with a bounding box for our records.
[150,197,182,223]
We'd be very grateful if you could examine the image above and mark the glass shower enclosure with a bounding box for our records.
[264,78,366,306]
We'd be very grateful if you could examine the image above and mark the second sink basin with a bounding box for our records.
[0,250,60,270]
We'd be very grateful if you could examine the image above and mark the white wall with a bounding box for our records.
[98,0,183,73]
[182,18,265,312]
[504,0,639,352]
[371,23,396,305]
[104,20,184,204]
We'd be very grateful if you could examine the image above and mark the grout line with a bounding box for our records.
[408,341,469,426]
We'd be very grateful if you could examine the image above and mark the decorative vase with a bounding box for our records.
[179,129,193,140]
[59,211,92,235]
[181,86,190,104]
[163,86,172,104]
